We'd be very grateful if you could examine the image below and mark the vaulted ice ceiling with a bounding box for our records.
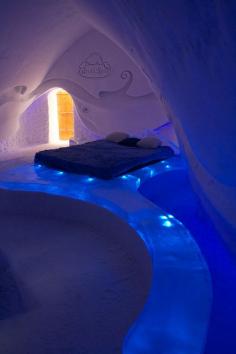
[0,0,91,136]
[0,0,235,249]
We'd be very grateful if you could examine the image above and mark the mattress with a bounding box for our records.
[34,140,174,179]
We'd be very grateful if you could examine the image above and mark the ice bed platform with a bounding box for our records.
[34,140,174,179]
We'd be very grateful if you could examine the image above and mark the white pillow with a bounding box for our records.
[105,132,129,143]
[137,136,162,149]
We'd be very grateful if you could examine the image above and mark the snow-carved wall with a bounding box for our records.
[0,94,49,153]
[0,28,174,151]
[39,29,169,138]
[72,0,236,249]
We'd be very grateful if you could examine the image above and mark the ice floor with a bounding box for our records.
[0,148,212,354]
[0,191,151,354]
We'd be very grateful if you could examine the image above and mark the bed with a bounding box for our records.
[34,140,174,179]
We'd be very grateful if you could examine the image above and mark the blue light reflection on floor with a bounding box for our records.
[0,157,212,354]
[140,169,236,354]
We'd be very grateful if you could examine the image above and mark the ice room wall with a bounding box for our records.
[0,29,171,152]
[74,0,236,250]
[44,29,168,139]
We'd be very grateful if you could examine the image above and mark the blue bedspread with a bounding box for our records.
[34,140,174,179]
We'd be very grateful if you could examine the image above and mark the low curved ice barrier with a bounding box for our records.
[0,156,212,354]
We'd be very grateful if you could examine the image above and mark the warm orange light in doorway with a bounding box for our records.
[57,89,74,140]
[48,89,74,143]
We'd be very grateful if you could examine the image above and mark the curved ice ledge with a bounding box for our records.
[0,156,212,354]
